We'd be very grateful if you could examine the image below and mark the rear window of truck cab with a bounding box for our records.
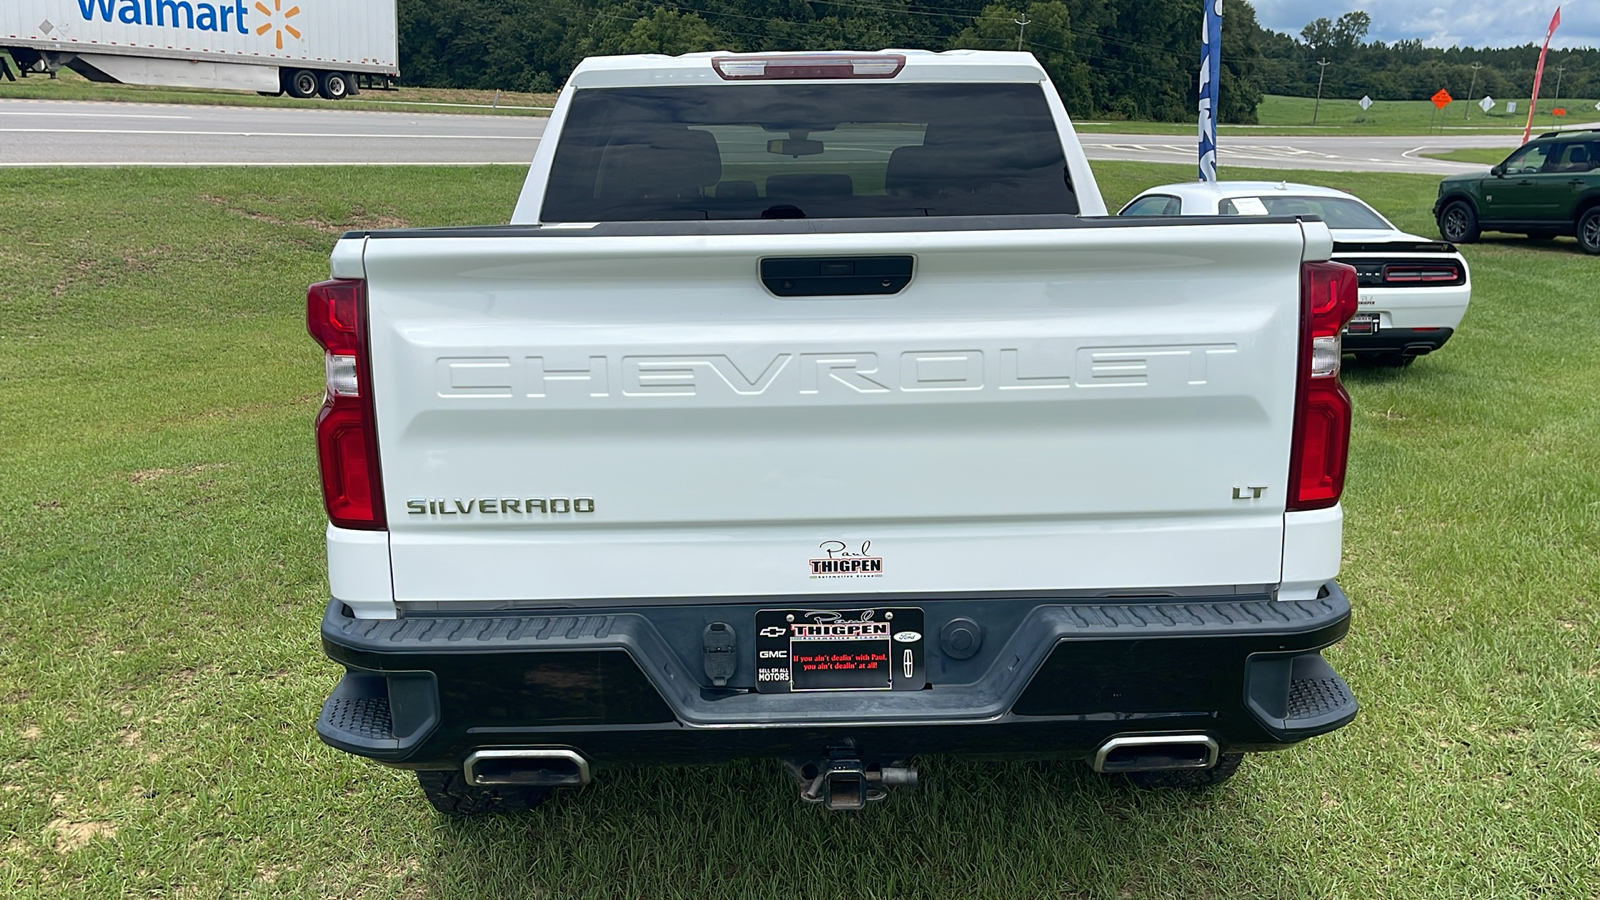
[540,83,1078,222]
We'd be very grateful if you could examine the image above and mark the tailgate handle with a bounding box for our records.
[761,256,913,297]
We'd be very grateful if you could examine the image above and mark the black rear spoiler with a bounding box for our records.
[1333,240,1458,254]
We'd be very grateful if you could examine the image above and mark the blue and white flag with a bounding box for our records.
[1198,0,1223,181]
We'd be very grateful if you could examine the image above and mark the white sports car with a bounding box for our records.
[1119,181,1471,366]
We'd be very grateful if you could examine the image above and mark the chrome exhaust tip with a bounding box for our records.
[464,748,591,787]
[1092,734,1219,774]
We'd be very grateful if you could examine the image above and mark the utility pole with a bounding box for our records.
[1014,14,1030,52]
[1312,59,1332,125]
[1552,64,1566,121]
[1465,62,1483,119]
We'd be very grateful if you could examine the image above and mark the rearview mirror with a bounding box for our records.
[1490,164,1505,177]
[768,138,825,157]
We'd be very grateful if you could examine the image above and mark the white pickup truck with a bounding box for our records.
[311,50,1361,814]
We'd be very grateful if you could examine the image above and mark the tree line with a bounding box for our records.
[1259,11,1599,109]
[398,0,1600,123]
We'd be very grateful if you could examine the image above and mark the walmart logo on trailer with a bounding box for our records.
[76,0,302,41]
[77,0,252,32]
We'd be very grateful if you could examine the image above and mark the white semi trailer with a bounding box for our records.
[1,0,398,99]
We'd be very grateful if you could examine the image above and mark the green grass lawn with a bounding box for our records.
[1421,147,1516,166]
[2,162,1599,898]
[1257,93,1595,131]
[0,59,554,116]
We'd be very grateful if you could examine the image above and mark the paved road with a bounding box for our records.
[0,99,1528,172]
[0,99,547,166]
[1081,132,1512,175]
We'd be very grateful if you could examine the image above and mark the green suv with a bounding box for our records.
[1435,129,1600,253]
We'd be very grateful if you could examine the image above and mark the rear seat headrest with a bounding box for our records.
[596,127,722,199]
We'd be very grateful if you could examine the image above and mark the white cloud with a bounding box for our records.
[1249,1,1597,48]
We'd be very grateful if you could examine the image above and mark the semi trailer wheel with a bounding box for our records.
[319,71,351,100]
[286,68,319,99]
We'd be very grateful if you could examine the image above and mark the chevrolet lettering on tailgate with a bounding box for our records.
[435,345,1241,400]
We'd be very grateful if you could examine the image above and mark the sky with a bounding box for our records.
[1250,1,1598,49]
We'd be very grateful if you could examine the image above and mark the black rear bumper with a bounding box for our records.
[1344,326,1454,356]
[316,584,1358,771]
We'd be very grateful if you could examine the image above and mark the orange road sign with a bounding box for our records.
[1432,89,1453,109]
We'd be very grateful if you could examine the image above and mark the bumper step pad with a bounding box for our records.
[316,671,438,756]
[1289,671,1357,721]
[1247,651,1359,740]
[322,694,394,743]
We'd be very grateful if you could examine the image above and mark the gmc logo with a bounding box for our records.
[434,345,1237,399]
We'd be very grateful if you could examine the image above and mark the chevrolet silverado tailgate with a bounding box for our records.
[359,219,1311,605]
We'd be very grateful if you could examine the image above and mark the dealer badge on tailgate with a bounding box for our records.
[755,609,925,693]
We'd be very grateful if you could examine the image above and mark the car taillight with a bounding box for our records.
[712,55,905,80]
[307,278,385,530]
[1289,261,1359,511]
[1382,263,1460,284]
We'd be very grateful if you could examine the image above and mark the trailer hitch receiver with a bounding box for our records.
[786,757,918,811]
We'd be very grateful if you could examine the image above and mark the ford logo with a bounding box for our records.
[892,630,921,643]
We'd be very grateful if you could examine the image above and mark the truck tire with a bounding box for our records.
[1438,200,1480,244]
[319,71,351,101]
[286,69,319,99]
[1124,753,1244,789]
[415,770,551,816]
[1578,208,1600,255]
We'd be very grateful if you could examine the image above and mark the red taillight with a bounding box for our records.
[1289,261,1359,511]
[1382,263,1461,284]
[308,278,385,530]
[712,55,905,80]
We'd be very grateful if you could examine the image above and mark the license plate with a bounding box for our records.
[754,608,925,693]
[1346,314,1380,335]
